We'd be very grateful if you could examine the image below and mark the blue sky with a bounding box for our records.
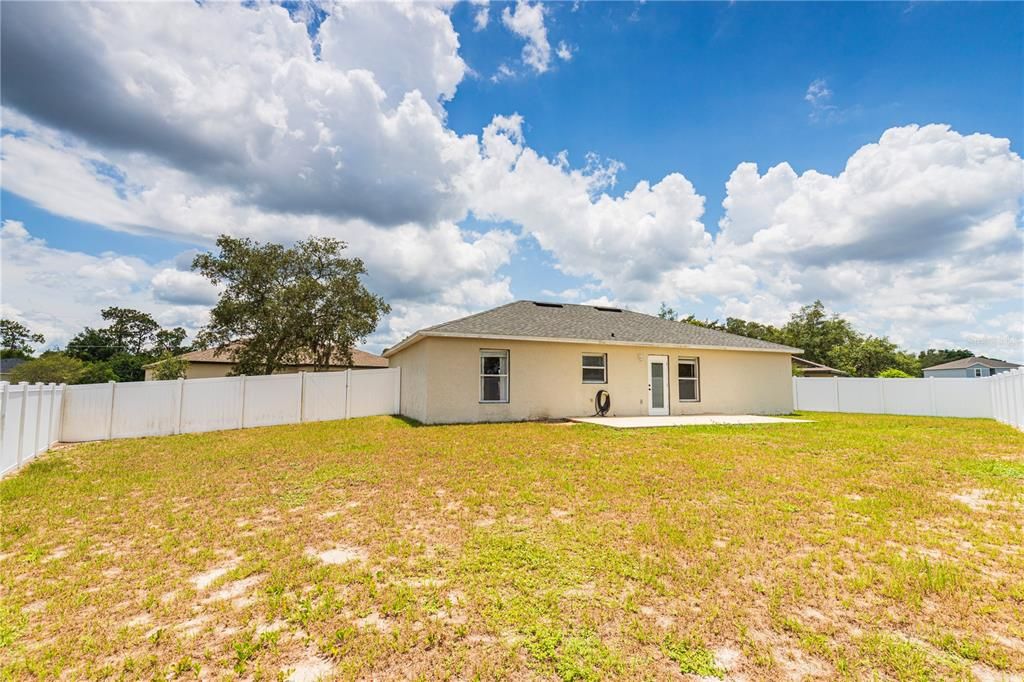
[1,1,1021,358]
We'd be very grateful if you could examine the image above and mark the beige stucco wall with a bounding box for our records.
[387,336,794,424]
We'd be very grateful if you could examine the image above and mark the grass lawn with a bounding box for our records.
[2,413,1023,681]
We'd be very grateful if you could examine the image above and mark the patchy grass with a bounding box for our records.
[1,412,1022,680]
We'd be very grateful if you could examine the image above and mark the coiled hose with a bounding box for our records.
[595,390,611,416]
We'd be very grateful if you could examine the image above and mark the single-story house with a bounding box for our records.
[792,356,848,378]
[383,301,802,424]
[922,356,1021,378]
[143,343,387,381]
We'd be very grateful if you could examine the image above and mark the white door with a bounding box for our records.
[647,355,669,416]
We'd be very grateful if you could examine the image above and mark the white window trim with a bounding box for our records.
[582,353,608,384]
[974,367,984,377]
[678,357,700,402]
[480,349,510,403]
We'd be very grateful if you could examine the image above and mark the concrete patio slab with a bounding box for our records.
[568,415,812,428]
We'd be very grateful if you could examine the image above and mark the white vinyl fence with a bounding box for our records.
[793,368,1024,431]
[0,382,65,477]
[0,368,400,474]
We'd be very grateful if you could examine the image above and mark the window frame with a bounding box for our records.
[581,353,608,384]
[974,367,984,377]
[677,357,700,402]
[479,349,510,404]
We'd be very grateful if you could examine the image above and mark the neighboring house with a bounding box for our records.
[384,301,801,424]
[922,356,1021,378]
[792,356,848,378]
[143,343,388,380]
[0,358,26,382]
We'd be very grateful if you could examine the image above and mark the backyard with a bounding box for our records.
[1,413,1022,681]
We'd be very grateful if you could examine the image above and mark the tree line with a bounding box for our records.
[657,301,979,378]
[1,309,192,384]
[2,235,389,385]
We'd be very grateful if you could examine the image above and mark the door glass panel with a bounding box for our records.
[651,362,665,408]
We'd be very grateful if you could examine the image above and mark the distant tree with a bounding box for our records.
[65,311,191,381]
[878,368,913,378]
[781,301,859,366]
[153,327,190,356]
[76,361,118,385]
[723,318,785,345]
[66,327,120,362]
[150,353,189,380]
[917,348,974,370]
[105,353,149,382]
[8,353,85,384]
[657,302,677,320]
[99,307,161,355]
[1,319,45,357]
[680,314,724,330]
[193,235,389,375]
[830,337,920,378]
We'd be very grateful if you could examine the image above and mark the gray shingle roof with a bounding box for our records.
[386,301,800,355]
[924,356,1021,371]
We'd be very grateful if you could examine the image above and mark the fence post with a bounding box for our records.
[33,382,45,457]
[344,370,352,419]
[298,372,306,423]
[175,377,186,435]
[15,382,28,469]
[106,381,117,440]
[792,377,800,411]
[878,378,886,415]
[832,376,841,412]
[987,372,995,419]
[57,383,67,443]
[238,375,247,429]
[45,383,56,448]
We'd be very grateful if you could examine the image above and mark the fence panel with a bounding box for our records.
[933,377,991,418]
[349,368,401,418]
[301,371,349,423]
[243,374,301,428]
[111,380,181,439]
[180,377,244,434]
[2,368,399,462]
[19,385,42,463]
[792,377,839,412]
[991,369,1023,430]
[62,383,115,442]
[879,379,932,416]
[836,378,885,414]
[0,383,65,476]
[794,370,1023,430]
[1,384,25,476]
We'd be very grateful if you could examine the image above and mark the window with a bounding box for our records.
[582,353,607,383]
[974,367,984,377]
[480,350,509,403]
[678,358,700,401]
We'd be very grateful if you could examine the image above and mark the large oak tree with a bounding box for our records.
[193,235,389,375]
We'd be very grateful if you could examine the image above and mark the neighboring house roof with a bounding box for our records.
[384,301,801,357]
[923,356,1021,371]
[0,358,26,374]
[792,356,848,376]
[144,342,387,369]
